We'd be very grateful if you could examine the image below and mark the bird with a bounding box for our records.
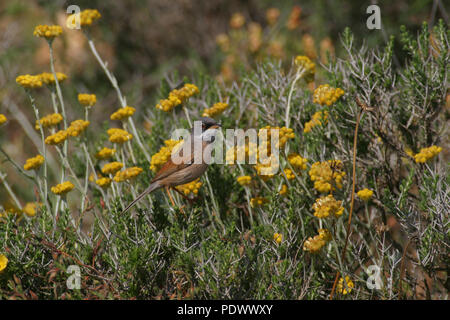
[122,117,221,213]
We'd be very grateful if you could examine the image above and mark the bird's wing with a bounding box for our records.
[151,141,196,183]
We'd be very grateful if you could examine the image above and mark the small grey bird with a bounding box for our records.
[122,117,221,213]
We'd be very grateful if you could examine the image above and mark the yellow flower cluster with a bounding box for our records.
[0,114,7,125]
[250,197,268,207]
[67,119,90,137]
[51,181,74,195]
[303,228,332,253]
[176,178,202,196]
[304,111,328,133]
[45,130,68,145]
[313,84,345,106]
[101,162,123,175]
[68,9,101,27]
[16,74,43,89]
[337,276,354,295]
[39,72,67,85]
[273,232,283,244]
[23,202,41,217]
[202,102,229,117]
[0,254,7,273]
[107,128,133,144]
[413,145,442,163]
[254,154,279,180]
[266,8,280,26]
[226,141,257,165]
[33,25,62,39]
[95,177,112,188]
[95,147,116,160]
[114,167,143,182]
[155,83,199,112]
[23,155,44,171]
[110,106,136,120]
[309,160,345,193]
[288,153,308,171]
[150,140,182,172]
[78,93,97,107]
[237,175,252,186]
[283,168,295,180]
[312,195,344,219]
[357,188,374,202]
[230,12,245,29]
[35,113,63,130]
[279,184,288,196]
[258,126,295,150]
[294,55,315,82]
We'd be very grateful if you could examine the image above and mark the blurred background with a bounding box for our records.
[0,0,447,206]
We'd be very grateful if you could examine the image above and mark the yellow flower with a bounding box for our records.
[114,167,143,182]
[23,154,45,171]
[303,235,326,253]
[313,84,345,106]
[202,102,229,117]
[38,72,67,85]
[66,119,90,137]
[0,254,8,273]
[176,178,202,196]
[33,25,62,39]
[226,141,258,165]
[258,126,295,150]
[404,147,414,158]
[254,154,279,180]
[250,197,268,208]
[95,147,116,160]
[304,110,328,133]
[67,9,101,28]
[288,153,308,171]
[318,228,332,242]
[51,181,74,195]
[357,188,374,202]
[287,5,301,30]
[16,74,43,89]
[156,83,199,112]
[312,194,344,219]
[230,12,245,29]
[273,232,283,244]
[337,276,354,295]
[95,177,112,188]
[266,8,280,26]
[309,160,345,193]
[0,114,7,125]
[35,113,63,130]
[23,202,41,217]
[283,168,295,180]
[279,184,288,196]
[101,162,123,175]
[237,175,252,186]
[150,140,183,172]
[107,128,133,144]
[413,145,442,163]
[110,106,136,121]
[78,93,97,107]
[294,55,315,82]
[45,130,68,145]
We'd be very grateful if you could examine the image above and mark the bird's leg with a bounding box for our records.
[165,186,185,214]
[171,187,195,205]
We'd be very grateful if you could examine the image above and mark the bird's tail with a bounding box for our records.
[122,181,161,213]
